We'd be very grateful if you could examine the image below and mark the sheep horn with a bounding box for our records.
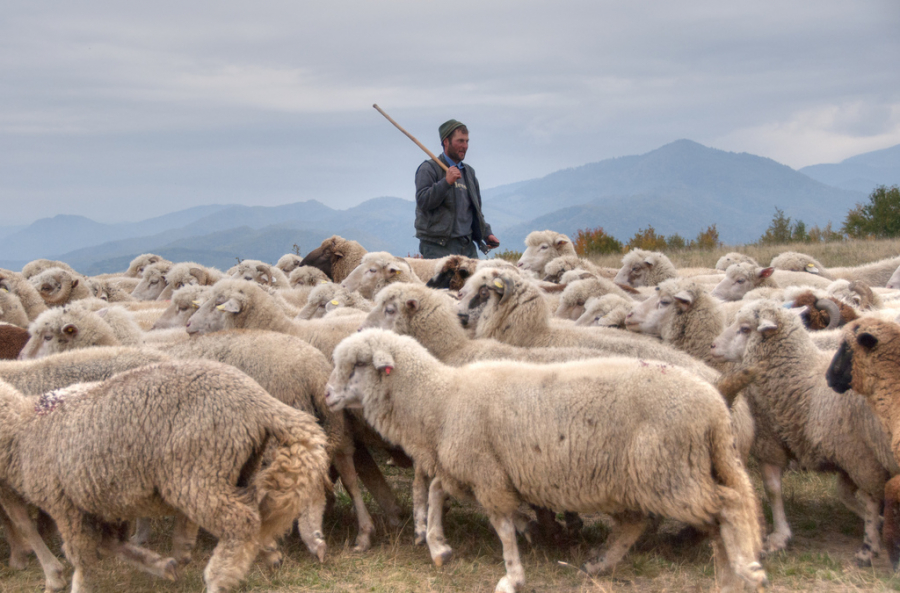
[816,299,842,330]
[496,276,516,306]
[256,265,274,286]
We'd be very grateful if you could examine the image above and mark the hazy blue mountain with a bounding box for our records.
[800,144,900,192]
[486,139,866,246]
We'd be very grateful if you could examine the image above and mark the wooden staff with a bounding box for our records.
[373,104,449,172]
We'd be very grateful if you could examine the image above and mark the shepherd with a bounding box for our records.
[413,119,500,259]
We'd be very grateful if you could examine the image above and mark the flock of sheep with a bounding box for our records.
[2,230,900,592]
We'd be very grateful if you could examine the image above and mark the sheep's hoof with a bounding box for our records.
[414,530,427,546]
[315,540,327,563]
[163,558,178,581]
[762,532,790,555]
[432,548,452,567]
[45,567,67,593]
[855,543,875,567]
[351,534,372,553]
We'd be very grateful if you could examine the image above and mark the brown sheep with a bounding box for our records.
[300,235,368,283]
[827,317,900,570]
[0,325,29,360]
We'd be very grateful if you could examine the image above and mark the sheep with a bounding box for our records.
[300,235,368,283]
[0,269,49,322]
[156,262,224,300]
[86,276,136,303]
[826,317,900,569]
[554,277,633,321]
[0,360,330,593]
[231,259,291,288]
[828,279,884,311]
[711,263,832,301]
[341,251,423,300]
[298,283,372,320]
[151,284,210,329]
[185,278,365,361]
[716,252,759,271]
[424,255,479,291]
[130,261,174,300]
[20,259,78,280]
[786,290,857,330]
[276,253,305,275]
[124,253,170,278]
[19,304,188,360]
[289,265,331,288]
[773,251,900,287]
[711,299,898,561]
[28,267,92,307]
[514,230,576,275]
[162,329,397,551]
[0,324,30,360]
[0,289,31,328]
[457,268,720,383]
[541,255,616,283]
[325,329,767,593]
[574,294,634,327]
[888,266,900,290]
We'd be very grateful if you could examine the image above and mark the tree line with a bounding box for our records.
[574,185,900,256]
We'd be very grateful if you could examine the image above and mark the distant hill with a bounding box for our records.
[1,139,890,273]
[485,139,866,246]
[800,144,900,192]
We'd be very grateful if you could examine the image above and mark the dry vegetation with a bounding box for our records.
[3,457,900,592]
[585,237,900,271]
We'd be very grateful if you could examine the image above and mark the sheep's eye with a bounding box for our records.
[576,300,585,306]
[385,305,396,314]
[736,278,746,284]
[369,268,377,274]
[177,305,189,312]
[632,265,641,272]
[659,299,672,307]
[43,334,52,341]
[355,361,367,368]
[739,327,750,334]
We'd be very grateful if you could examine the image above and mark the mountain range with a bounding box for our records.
[0,139,895,274]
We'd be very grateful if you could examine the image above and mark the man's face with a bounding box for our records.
[443,131,469,162]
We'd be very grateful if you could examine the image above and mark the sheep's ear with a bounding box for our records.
[405,298,419,311]
[217,298,242,313]
[673,291,694,311]
[758,267,775,279]
[643,256,655,267]
[554,237,569,248]
[333,250,345,260]
[757,316,778,337]
[96,308,109,318]
[62,323,79,338]
[787,305,808,319]
[857,332,878,351]
[372,350,395,375]
[805,263,820,274]
[388,264,402,276]
[71,279,79,288]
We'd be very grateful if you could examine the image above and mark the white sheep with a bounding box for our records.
[772,251,900,287]
[515,230,576,276]
[28,267,92,306]
[325,329,767,593]
[297,283,372,320]
[711,262,832,301]
[230,259,291,288]
[0,269,49,322]
[716,252,759,271]
[0,361,330,593]
[156,262,224,300]
[341,252,423,300]
[130,261,174,301]
[574,294,634,328]
[554,277,634,321]
[711,299,898,561]
[151,284,211,330]
[124,253,171,278]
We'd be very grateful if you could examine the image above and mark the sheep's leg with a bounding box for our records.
[714,486,768,592]
[99,537,178,581]
[884,476,900,570]
[0,504,32,570]
[582,512,648,575]
[53,502,101,593]
[412,463,430,545]
[204,538,260,593]
[0,487,66,591]
[353,445,403,530]
[855,491,883,567]
[333,449,375,552]
[171,514,199,565]
[834,473,866,518]
[760,463,791,553]
[295,492,328,563]
[487,512,526,593]
[425,478,453,566]
[131,517,151,545]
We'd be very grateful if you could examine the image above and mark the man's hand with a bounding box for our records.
[445,166,462,186]
[485,234,500,248]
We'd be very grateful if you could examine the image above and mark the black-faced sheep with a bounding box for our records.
[325,329,767,593]
[424,255,479,291]
[0,361,330,592]
[826,317,900,569]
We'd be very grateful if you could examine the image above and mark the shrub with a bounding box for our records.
[491,248,522,263]
[843,185,900,239]
[690,225,721,250]
[626,226,668,251]
[807,222,844,243]
[574,227,623,256]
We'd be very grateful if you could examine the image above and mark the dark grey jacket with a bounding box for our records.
[414,155,493,249]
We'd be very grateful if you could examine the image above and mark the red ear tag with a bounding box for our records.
[384,366,393,375]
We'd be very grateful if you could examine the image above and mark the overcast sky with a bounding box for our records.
[1,1,898,225]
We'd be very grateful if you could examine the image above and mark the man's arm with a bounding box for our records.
[415,161,455,211]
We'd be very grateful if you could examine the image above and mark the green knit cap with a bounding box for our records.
[439,119,465,142]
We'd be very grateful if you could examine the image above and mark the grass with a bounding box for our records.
[4,460,900,592]
[582,237,900,270]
